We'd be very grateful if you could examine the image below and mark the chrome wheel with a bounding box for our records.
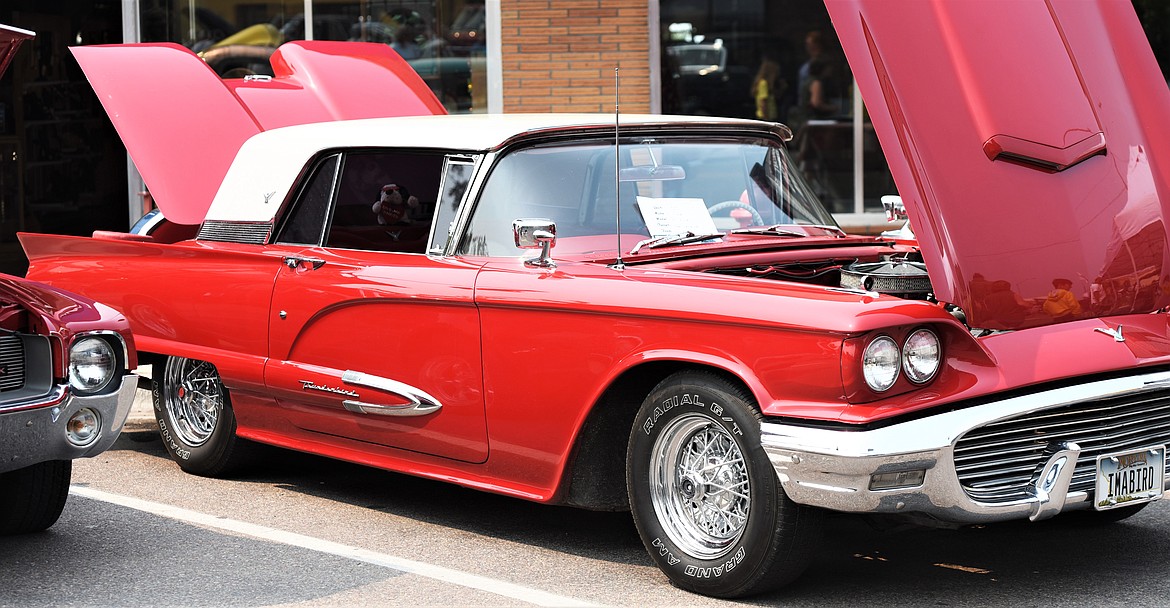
[163,357,224,447]
[630,372,821,597]
[650,411,750,560]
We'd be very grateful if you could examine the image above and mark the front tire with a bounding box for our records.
[153,356,245,477]
[627,371,821,598]
[1059,502,1149,525]
[0,460,71,535]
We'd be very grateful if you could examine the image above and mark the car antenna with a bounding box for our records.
[610,67,626,271]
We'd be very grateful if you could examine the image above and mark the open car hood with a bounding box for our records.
[827,0,1170,329]
[72,41,446,225]
[0,24,33,79]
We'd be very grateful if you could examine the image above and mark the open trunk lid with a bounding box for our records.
[71,40,446,225]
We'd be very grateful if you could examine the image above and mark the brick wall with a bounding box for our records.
[499,0,652,113]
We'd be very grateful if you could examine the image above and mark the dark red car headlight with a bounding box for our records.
[68,336,117,394]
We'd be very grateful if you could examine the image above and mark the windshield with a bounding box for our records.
[457,135,838,257]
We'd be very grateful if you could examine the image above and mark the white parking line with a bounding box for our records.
[70,485,603,608]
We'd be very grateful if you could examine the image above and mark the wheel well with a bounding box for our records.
[559,361,755,511]
[136,352,168,381]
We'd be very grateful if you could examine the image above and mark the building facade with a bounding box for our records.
[0,1,1166,275]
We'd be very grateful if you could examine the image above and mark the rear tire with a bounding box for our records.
[153,356,246,477]
[0,460,71,535]
[627,371,821,598]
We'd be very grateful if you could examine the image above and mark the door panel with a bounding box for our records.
[264,246,487,463]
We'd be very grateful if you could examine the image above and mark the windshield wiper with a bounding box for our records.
[630,232,724,254]
[731,224,847,238]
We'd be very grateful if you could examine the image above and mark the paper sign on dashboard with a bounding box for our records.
[635,197,719,238]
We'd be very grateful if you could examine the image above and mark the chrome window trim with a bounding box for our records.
[428,155,481,256]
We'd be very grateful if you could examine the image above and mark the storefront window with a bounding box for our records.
[659,0,896,217]
[139,1,486,113]
[311,2,487,114]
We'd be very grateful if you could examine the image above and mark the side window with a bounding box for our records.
[275,154,339,246]
[457,145,604,257]
[326,151,444,254]
[428,158,475,254]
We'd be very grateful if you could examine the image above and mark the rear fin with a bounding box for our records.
[71,41,446,226]
[0,24,34,78]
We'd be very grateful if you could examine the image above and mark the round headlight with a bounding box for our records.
[69,337,116,394]
[903,328,942,384]
[862,335,900,392]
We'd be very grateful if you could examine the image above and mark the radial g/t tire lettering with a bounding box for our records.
[627,371,822,598]
[152,356,246,477]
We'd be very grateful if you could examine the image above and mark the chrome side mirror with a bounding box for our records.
[880,195,916,241]
[513,218,557,269]
[881,195,908,222]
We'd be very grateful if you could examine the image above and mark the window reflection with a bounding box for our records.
[660,2,896,215]
[138,1,486,113]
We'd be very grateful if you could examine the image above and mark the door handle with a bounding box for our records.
[283,256,326,270]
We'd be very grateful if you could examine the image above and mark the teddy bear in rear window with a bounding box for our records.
[372,183,420,225]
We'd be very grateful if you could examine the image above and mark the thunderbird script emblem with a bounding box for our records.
[1094,325,1124,342]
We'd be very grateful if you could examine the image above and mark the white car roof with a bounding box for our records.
[206,113,784,224]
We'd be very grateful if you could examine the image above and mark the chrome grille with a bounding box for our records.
[197,220,272,245]
[0,334,25,392]
[954,387,1170,503]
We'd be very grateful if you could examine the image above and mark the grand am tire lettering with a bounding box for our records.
[155,419,191,460]
[685,546,746,579]
[651,537,682,566]
[628,371,822,598]
[152,381,190,459]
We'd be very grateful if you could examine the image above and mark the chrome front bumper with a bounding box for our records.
[760,370,1170,524]
[0,374,139,474]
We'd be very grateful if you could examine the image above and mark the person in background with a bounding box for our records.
[751,56,783,122]
[792,32,841,127]
[1043,277,1083,321]
[797,31,825,97]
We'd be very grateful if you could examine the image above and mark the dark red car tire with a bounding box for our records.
[0,460,71,535]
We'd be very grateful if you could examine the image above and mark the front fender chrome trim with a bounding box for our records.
[761,370,1170,524]
[341,370,442,417]
[1027,441,1080,522]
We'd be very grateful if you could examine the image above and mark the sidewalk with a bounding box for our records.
[125,365,157,433]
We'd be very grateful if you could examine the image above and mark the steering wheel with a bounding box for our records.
[707,200,764,226]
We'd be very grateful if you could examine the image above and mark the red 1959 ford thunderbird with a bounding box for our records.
[18,0,1170,597]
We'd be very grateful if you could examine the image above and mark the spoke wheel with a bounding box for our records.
[153,356,246,477]
[163,358,224,447]
[651,413,750,560]
[628,371,821,598]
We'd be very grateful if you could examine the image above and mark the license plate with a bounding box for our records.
[1094,446,1165,510]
